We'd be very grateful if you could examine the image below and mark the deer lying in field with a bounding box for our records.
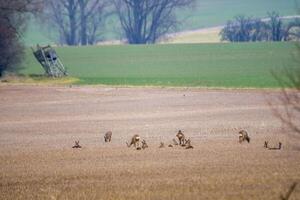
[185,138,194,149]
[181,139,188,147]
[126,134,141,149]
[72,141,82,148]
[238,130,250,143]
[104,131,112,142]
[265,141,282,150]
[176,130,186,146]
[269,142,282,150]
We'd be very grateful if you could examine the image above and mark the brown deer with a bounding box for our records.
[268,142,282,150]
[126,134,141,148]
[159,142,165,148]
[264,141,268,148]
[141,140,148,149]
[176,130,185,146]
[181,139,188,147]
[72,141,82,148]
[104,131,112,142]
[238,130,250,143]
[185,138,194,149]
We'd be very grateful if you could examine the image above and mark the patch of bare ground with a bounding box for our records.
[0,85,299,199]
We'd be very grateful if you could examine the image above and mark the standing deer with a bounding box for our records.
[176,130,186,146]
[104,131,112,142]
[126,134,141,148]
[238,130,250,143]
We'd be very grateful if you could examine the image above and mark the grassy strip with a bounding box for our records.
[22,42,298,88]
[1,75,79,85]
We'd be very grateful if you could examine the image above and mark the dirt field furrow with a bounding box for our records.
[0,85,299,200]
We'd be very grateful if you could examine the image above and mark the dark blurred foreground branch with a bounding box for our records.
[280,182,298,200]
[269,44,300,135]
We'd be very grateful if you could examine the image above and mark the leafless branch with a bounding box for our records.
[280,182,298,200]
[269,44,300,135]
[113,0,195,44]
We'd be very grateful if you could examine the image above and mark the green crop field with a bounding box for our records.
[21,42,298,88]
[24,0,298,45]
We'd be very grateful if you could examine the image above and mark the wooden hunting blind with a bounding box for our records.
[32,45,68,77]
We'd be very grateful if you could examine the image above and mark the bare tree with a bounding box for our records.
[46,0,79,45]
[45,0,110,45]
[267,11,287,41]
[78,0,110,45]
[270,44,300,135]
[86,10,105,44]
[286,19,300,41]
[220,12,300,42]
[0,0,42,76]
[220,15,255,42]
[113,0,195,44]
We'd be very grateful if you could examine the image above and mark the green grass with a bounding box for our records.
[24,0,299,45]
[21,42,298,88]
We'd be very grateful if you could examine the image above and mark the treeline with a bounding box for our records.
[44,0,195,46]
[220,12,300,42]
[0,0,42,77]
[45,0,110,46]
[0,0,194,76]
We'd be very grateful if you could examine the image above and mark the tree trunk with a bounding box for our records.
[67,0,77,45]
[114,0,195,44]
[70,12,77,45]
[79,0,87,45]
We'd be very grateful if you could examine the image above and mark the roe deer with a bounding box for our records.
[239,130,250,143]
[126,134,141,148]
[104,131,112,142]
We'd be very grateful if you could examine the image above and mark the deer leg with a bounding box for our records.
[239,136,242,143]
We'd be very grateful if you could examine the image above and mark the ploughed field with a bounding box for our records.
[0,85,299,199]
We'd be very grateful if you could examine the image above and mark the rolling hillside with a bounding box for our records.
[22,42,298,88]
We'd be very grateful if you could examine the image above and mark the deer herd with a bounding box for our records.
[72,129,282,151]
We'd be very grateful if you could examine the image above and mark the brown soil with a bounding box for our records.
[0,85,299,200]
